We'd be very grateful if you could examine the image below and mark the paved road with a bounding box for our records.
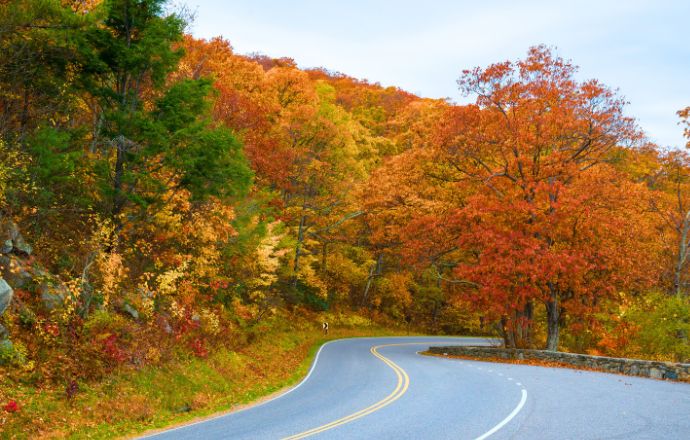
[142,336,690,439]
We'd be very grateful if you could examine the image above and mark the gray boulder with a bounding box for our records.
[12,236,32,256]
[40,282,67,311]
[0,278,12,316]
[1,256,70,311]
[123,303,139,320]
[31,265,68,311]
[0,219,70,312]
[0,255,33,289]
[0,218,32,257]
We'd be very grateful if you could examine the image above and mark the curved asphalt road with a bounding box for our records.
[142,337,690,439]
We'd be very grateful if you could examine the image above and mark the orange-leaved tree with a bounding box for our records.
[426,46,643,349]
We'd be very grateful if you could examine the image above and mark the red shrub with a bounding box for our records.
[190,338,208,358]
[101,334,128,364]
[3,400,19,413]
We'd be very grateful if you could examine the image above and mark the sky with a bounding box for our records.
[186,0,689,148]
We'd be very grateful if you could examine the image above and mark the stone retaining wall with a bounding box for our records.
[427,346,690,381]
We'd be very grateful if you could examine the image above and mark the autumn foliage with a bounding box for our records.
[0,1,689,414]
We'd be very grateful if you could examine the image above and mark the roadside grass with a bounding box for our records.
[0,320,408,439]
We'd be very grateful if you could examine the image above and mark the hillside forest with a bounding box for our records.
[1,0,689,396]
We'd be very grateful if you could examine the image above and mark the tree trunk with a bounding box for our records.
[291,214,306,288]
[106,136,128,252]
[675,211,690,295]
[19,86,29,139]
[517,301,534,348]
[500,316,516,349]
[360,254,382,307]
[79,252,97,318]
[321,242,328,273]
[361,262,376,307]
[431,300,439,333]
[545,283,560,351]
[544,181,561,350]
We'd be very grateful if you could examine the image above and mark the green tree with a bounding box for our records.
[80,0,252,239]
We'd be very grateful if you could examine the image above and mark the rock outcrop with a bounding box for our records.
[0,276,12,355]
[0,217,70,319]
[0,278,12,316]
[0,217,32,257]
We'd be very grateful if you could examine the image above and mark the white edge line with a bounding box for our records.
[474,389,528,440]
[139,340,336,439]
[140,336,501,439]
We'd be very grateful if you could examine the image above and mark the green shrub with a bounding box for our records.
[626,292,690,362]
[0,339,27,366]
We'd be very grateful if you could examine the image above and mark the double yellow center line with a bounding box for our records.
[283,342,424,440]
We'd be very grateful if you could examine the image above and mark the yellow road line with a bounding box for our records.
[282,342,447,440]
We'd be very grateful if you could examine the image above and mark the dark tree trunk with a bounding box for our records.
[545,283,560,351]
[291,214,307,288]
[106,136,128,252]
[675,210,690,295]
[19,86,29,139]
[112,139,126,224]
[431,300,440,333]
[517,301,534,348]
[321,242,328,273]
[500,316,516,349]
